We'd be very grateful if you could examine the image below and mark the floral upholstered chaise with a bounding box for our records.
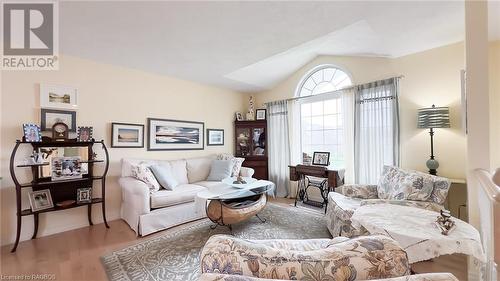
[198,273,458,281]
[326,166,451,237]
[200,234,411,280]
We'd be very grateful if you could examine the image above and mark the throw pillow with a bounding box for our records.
[207,160,233,181]
[130,163,161,192]
[378,166,433,201]
[149,164,178,190]
[216,153,245,176]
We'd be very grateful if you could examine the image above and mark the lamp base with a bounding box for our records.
[426,158,439,176]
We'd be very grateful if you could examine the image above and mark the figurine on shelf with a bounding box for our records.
[435,209,456,235]
[246,95,255,121]
[91,152,98,160]
[233,175,247,185]
[29,151,44,164]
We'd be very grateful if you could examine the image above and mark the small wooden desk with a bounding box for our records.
[289,165,344,212]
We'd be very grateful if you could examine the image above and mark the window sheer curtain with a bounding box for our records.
[341,88,356,184]
[354,78,400,184]
[267,100,291,197]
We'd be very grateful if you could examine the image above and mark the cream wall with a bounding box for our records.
[0,55,247,246]
[490,41,500,169]
[256,42,468,180]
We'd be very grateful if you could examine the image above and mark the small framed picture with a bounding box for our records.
[77,126,93,142]
[111,123,144,148]
[77,188,92,204]
[40,84,78,110]
[312,151,330,166]
[23,123,42,142]
[28,189,54,212]
[207,129,224,146]
[41,109,77,132]
[256,109,267,120]
[235,112,243,121]
[51,156,82,181]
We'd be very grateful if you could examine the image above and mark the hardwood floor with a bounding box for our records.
[1,199,467,281]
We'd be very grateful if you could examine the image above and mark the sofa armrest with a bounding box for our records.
[360,199,444,212]
[119,177,151,234]
[339,184,379,199]
[201,234,410,279]
[240,167,255,178]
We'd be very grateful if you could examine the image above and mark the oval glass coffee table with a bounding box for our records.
[197,179,274,231]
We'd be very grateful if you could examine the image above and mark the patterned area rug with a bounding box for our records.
[101,203,330,281]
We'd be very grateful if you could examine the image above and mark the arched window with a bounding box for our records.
[297,66,352,97]
[297,65,353,168]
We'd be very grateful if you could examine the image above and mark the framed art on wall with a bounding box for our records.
[40,84,78,110]
[147,118,204,151]
[111,123,144,148]
[41,109,77,132]
[207,129,224,146]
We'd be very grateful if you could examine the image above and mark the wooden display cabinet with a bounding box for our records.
[234,120,268,179]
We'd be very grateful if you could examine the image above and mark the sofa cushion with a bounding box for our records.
[413,171,451,205]
[150,164,178,190]
[216,153,244,177]
[378,166,434,201]
[207,160,233,181]
[186,156,214,183]
[168,159,189,185]
[130,163,161,192]
[150,184,206,208]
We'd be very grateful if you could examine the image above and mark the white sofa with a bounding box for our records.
[119,156,255,235]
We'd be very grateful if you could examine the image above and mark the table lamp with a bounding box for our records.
[417,104,450,175]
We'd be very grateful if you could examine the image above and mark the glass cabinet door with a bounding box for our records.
[235,128,251,156]
[252,127,266,156]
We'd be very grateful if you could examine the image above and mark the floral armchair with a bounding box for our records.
[326,166,451,237]
[200,234,411,280]
[198,273,458,281]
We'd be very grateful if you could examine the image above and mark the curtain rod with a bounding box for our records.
[264,75,405,105]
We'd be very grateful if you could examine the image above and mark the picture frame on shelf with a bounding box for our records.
[77,126,93,142]
[147,118,204,151]
[77,188,92,204]
[312,151,330,166]
[235,112,243,121]
[41,109,76,132]
[23,123,42,142]
[207,129,224,146]
[111,123,144,148]
[51,156,82,181]
[256,109,267,120]
[39,84,78,110]
[28,189,54,212]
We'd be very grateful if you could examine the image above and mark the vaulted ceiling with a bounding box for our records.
[60,1,500,93]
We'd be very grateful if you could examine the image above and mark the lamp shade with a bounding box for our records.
[417,105,450,129]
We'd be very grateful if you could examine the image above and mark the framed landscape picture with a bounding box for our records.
[111,123,144,148]
[147,118,204,151]
[207,129,224,146]
[41,109,77,132]
[40,84,78,110]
